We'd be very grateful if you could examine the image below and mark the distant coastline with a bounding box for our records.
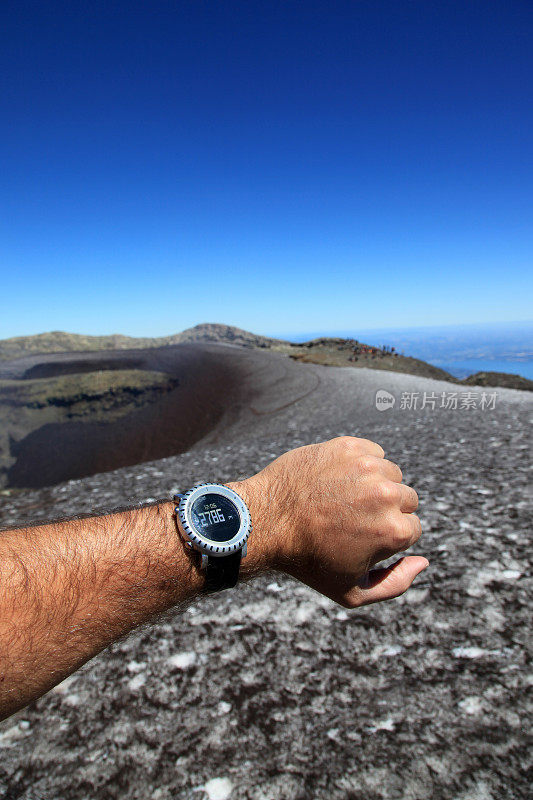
[275,321,533,382]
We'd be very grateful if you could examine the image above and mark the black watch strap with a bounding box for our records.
[205,551,242,593]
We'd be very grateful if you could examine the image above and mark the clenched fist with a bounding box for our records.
[230,436,428,607]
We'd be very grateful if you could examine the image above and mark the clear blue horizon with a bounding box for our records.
[1,1,532,340]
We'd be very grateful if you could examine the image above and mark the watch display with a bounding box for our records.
[190,494,241,542]
[174,482,251,556]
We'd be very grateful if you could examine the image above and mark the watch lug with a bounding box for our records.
[201,554,209,570]
[241,543,247,558]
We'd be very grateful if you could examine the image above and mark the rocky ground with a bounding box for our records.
[0,347,531,800]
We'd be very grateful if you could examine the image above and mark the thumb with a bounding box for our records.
[345,556,429,607]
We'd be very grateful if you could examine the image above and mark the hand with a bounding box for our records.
[233,436,428,607]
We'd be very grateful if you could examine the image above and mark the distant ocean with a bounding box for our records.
[276,322,533,382]
[431,359,533,380]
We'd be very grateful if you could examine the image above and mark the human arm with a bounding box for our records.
[0,436,427,720]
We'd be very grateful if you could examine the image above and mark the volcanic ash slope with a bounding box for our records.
[0,346,531,800]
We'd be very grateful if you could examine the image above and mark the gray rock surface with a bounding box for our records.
[0,348,531,800]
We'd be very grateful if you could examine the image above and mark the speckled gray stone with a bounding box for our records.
[0,348,531,800]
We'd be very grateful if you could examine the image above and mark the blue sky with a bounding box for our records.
[1,0,532,339]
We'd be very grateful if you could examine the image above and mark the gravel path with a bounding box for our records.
[0,347,531,800]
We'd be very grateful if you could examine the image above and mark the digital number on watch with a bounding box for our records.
[190,494,241,543]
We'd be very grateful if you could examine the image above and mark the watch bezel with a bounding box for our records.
[175,483,251,557]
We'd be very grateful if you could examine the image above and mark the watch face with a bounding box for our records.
[190,493,241,542]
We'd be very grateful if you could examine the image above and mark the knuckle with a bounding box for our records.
[356,436,377,448]
[356,454,379,473]
[361,438,385,457]
[391,462,403,481]
[380,515,400,541]
[395,532,411,550]
[332,435,359,452]
[374,480,398,504]
[332,436,383,456]
[382,515,410,547]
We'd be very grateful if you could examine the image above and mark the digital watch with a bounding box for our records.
[173,483,252,592]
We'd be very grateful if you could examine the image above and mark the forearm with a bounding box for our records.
[0,483,267,721]
[0,436,427,720]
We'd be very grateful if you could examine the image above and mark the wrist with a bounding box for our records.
[141,500,205,602]
[225,478,287,576]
